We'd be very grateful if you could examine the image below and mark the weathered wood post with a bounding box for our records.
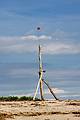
[39,45,44,100]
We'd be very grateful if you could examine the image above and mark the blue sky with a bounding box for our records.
[0,0,80,36]
[0,0,80,98]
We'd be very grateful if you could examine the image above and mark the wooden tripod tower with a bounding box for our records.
[33,45,59,100]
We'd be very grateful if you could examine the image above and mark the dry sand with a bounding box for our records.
[0,100,80,120]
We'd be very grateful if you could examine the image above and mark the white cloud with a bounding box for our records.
[43,43,80,54]
[22,35,52,41]
[1,40,80,54]
[0,33,80,54]
[12,88,65,97]
[44,88,65,94]
[0,36,20,46]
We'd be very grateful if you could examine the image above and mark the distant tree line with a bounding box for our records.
[0,96,40,101]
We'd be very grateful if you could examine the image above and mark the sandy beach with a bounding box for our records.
[0,100,80,120]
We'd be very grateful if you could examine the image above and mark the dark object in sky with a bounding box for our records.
[37,27,40,30]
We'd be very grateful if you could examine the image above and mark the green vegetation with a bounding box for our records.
[0,96,40,101]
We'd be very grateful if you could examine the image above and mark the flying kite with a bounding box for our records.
[37,27,40,30]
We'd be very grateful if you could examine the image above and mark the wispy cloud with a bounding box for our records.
[0,31,80,54]
[0,36,20,46]
[22,35,52,41]
[12,88,65,97]
[43,42,80,54]
[44,88,65,94]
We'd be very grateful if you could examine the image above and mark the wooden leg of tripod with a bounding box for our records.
[42,79,59,100]
[40,80,44,100]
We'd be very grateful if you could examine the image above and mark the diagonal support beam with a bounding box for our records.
[42,79,59,100]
